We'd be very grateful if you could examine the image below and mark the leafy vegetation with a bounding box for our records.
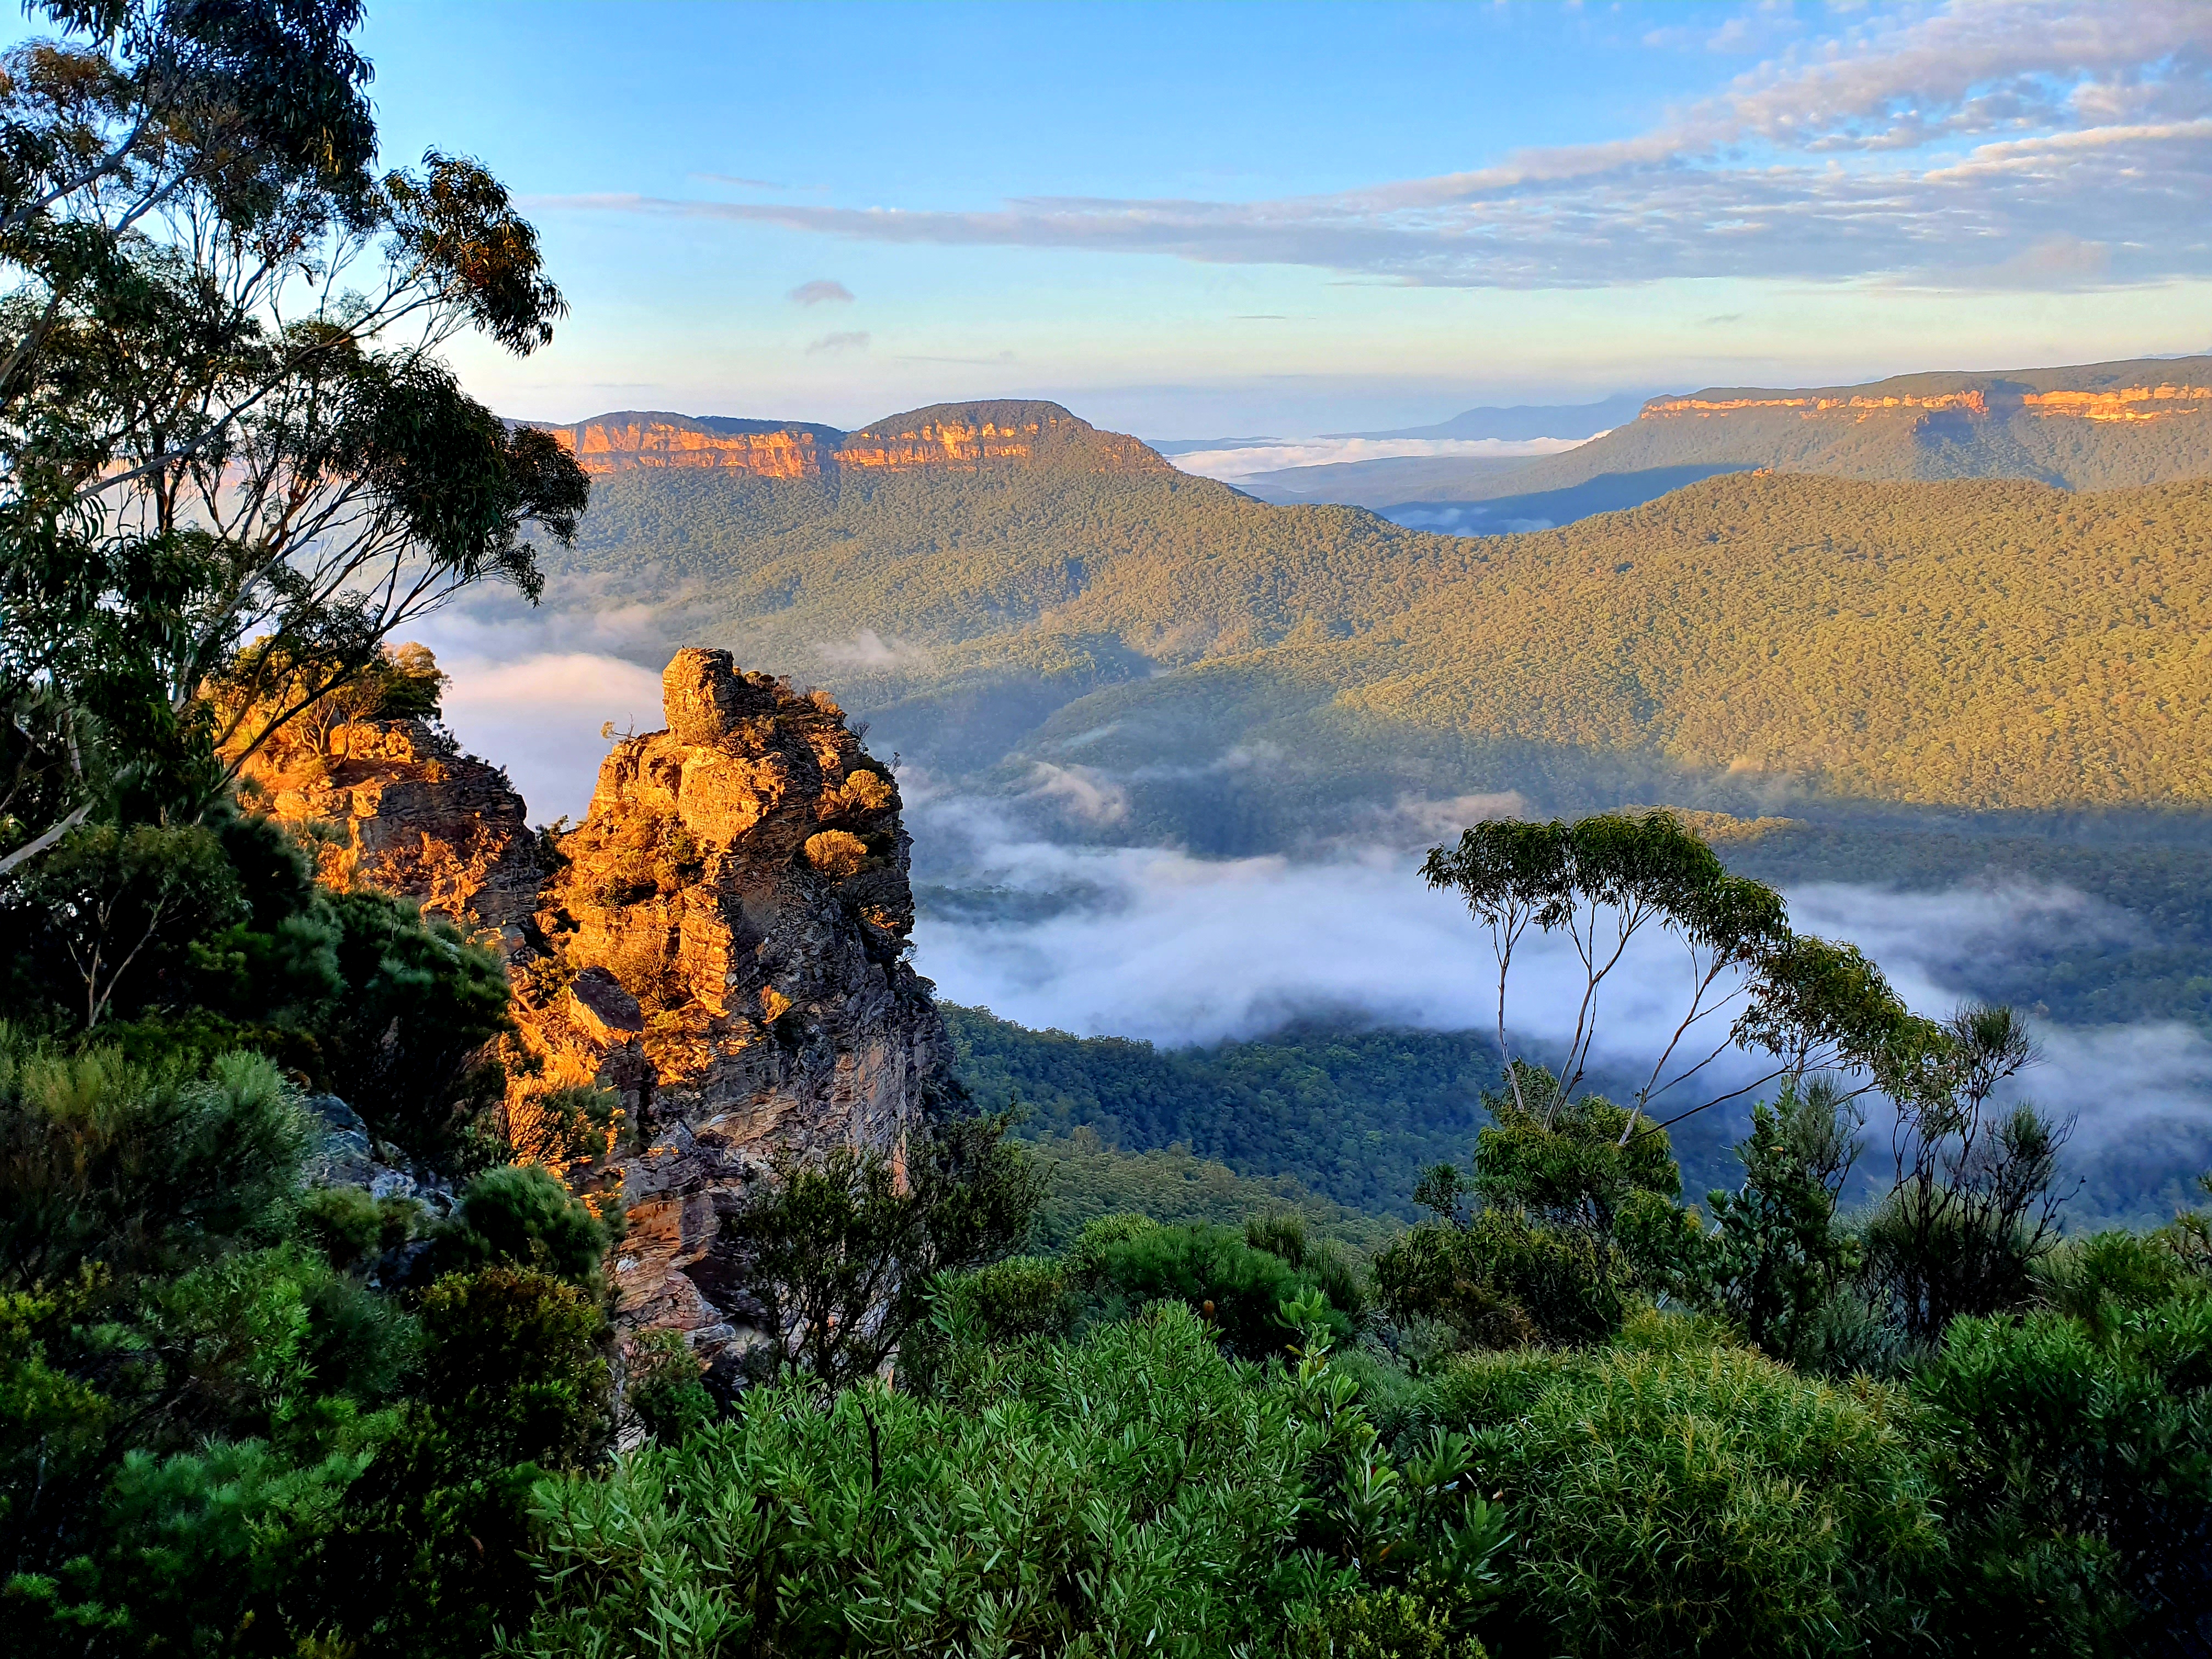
[947,1006,1499,1216]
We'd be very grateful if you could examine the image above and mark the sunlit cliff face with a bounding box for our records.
[535,402,1176,478]
[1644,385,2212,424]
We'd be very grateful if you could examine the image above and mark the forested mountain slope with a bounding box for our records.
[549,432,2212,815]
[1257,355,2212,528]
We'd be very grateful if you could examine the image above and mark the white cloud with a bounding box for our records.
[541,2,2212,291]
[1020,763,1130,826]
[812,629,934,670]
[907,797,2212,1150]
[1170,435,1593,481]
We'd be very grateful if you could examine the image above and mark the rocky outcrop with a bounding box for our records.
[535,413,845,476]
[506,651,950,1376]
[1639,357,2212,426]
[535,399,1173,480]
[239,717,548,953]
[247,651,956,1380]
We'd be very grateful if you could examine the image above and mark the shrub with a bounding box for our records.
[0,1036,306,1295]
[624,1328,715,1443]
[1914,1294,2212,1654]
[1082,1222,1352,1358]
[1429,1318,1941,1656]
[431,1164,610,1289]
[296,1185,423,1274]
[516,1304,1320,1657]
[316,1266,611,1658]
[1375,1209,1627,1351]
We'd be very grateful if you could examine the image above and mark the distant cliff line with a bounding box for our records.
[1638,354,2212,425]
[523,398,1173,479]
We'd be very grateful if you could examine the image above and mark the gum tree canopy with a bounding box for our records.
[0,0,589,870]
[1421,810,1934,1138]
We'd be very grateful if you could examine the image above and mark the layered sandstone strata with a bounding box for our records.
[536,399,1173,479]
[239,716,546,951]
[510,649,952,1376]
[1643,382,2212,424]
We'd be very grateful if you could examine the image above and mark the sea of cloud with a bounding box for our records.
[398,628,2212,1155]
[904,785,2212,1147]
[1167,435,1592,482]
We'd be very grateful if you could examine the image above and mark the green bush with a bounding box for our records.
[1426,1314,1940,1656]
[1375,1209,1628,1350]
[1914,1294,2212,1655]
[431,1163,610,1289]
[0,1035,306,1296]
[516,1304,1321,1657]
[317,1266,611,1658]
[624,1328,715,1443]
[1081,1221,1352,1358]
[295,1185,424,1274]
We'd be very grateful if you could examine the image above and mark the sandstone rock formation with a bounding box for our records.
[511,648,952,1374]
[249,648,957,1380]
[535,398,1173,480]
[238,716,547,952]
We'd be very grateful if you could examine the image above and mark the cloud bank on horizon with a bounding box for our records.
[550,2,2212,294]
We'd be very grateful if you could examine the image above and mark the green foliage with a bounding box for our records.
[714,1115,1042,1390]
[431,1163,610,1290]
[321,1266,610,1659]
[1427,1316,1942,1657]
[295,1184,424,1275]
[1464,1068,1682,1226]
[518,1305,1336,1657]
[1697,1080,1863,1365]
[623,1328,715,1444]
[314,888,514,1164]
[1080,1220,1353,1359]
[1376,1209,1628,1351]
[1024,1125,1395,1254]
[0,1034,305,1294]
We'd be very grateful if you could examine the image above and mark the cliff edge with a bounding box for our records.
[247,649,956,1380]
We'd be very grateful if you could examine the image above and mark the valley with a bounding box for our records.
[428,369,2212,1226]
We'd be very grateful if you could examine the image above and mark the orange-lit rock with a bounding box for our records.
[236,716,547,953]
[532,399,1173,478]
[516,648,950,1383]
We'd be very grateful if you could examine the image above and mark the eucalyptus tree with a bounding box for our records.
[0,0,587,873]
[1422,809,1934,1140]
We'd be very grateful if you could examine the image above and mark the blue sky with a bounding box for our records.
[348,1,2212,436]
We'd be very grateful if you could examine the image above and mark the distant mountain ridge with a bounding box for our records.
[1334,391,1652,441]
[1348,354,2212,531]
[528,399,1170,479]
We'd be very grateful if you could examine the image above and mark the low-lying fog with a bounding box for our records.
[415,632,2212,1168]
[1165,435,1589,482]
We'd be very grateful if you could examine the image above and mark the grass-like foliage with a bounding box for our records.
[519,1305,1322,1656]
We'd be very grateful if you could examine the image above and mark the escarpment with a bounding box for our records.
[533,398,1173,479]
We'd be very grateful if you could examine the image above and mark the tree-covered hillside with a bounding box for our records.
[552,464,2212,814]
[944,1006,1502,1217]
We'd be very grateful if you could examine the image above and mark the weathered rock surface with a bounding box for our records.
[535,398,1173,479]
[250,650,956,1379]
[239,718,548,952]
[518,650,951,1374]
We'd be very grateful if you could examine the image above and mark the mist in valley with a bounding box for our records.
[410,620,2212,1218]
